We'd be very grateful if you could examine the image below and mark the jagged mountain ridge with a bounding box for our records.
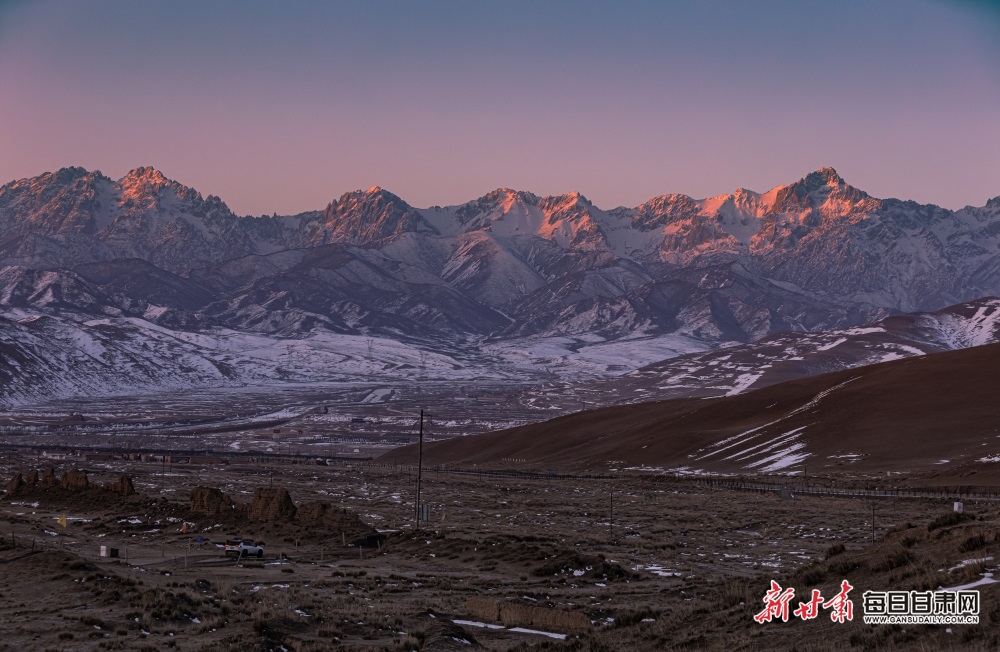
[2,165,1000,345]
[5,163,1000,407]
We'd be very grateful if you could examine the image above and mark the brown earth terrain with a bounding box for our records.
[1,457,1000,651]
[4,344,1000,649]
[382,343,1000,482]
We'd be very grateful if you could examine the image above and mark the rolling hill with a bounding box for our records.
[381,341,1000,478]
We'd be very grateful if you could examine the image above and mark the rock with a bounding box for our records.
[5,473,24,496]
[25,469,38,486]
[190,486,235,516]
[296,501,379,541]
[295,501,363,529]
[247,487,297,522]
[104,475,135,496]
[60,468,89,490]
[417,619,480,649]
[41,467,56,487]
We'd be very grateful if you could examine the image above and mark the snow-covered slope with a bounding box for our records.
[0,310,495,407]
[541,297,1000,408]
[3,165,1000,407]
[4,165,1000,343]
[2,296,999,410]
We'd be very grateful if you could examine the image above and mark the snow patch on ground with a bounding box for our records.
[483,333,711,379]
[361,388,393,404]
[948,557,993,572]
[750,444,810,473]
[641,565,683,578]
[816,337,847,352]
[940,573,999,592]
[725,372,762,397]
[508,627,567,640]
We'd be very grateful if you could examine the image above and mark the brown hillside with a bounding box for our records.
[381,342,1000,477]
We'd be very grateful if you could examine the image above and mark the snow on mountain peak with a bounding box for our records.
[448,188,541,230]
[6,163,1000,370]
[119,166,171,194]
[118,167,172,205]
[12,166,109,197]
[318,186,435,245]
[122,166,168,182]
[339,185,404,205]
[765,167,871,216]
[49,166,104,185]
[810,166,843,185]
[480,188,540,207]
[540,191,594,211]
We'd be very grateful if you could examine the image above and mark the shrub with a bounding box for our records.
[873,548,915,572]
[799,565,827,587]
[612,608,659,628]
[928,512,965,532]
[958,534,987,553]
[828,558,862,576]
[718,577,756,608]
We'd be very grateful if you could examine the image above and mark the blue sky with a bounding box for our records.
[1,0,998,214]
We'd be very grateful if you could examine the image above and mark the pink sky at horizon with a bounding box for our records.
[1,0,999,215]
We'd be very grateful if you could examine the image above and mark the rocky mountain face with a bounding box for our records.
[2,165,1000,405]
[541,297,1000,409]
[0,167,287,273]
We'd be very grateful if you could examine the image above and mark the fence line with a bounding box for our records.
[353,462,1000,503]
[354,462,611,481]
[690,477,1000,503]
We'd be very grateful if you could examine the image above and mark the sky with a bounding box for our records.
[1,0,998,215]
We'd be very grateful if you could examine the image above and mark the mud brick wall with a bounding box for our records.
[467,596,501,622]
[466,596,590,633]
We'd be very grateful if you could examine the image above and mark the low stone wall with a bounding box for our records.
[466,596,590,633]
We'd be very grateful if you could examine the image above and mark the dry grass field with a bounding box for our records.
[2,456,1000,651]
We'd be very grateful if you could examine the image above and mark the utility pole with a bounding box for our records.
[871,502,876,545]
[609,484,614,543]
[415,410,424,530]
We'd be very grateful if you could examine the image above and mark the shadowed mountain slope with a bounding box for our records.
[383,342,1000,475]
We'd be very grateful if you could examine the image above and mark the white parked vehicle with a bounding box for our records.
[224,539,264,558]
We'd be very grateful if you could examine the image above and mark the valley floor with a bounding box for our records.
[2,458,1000,650]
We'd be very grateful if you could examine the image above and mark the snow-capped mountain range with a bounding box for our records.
[538,297,1000,409]
[2,165,1000,406]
